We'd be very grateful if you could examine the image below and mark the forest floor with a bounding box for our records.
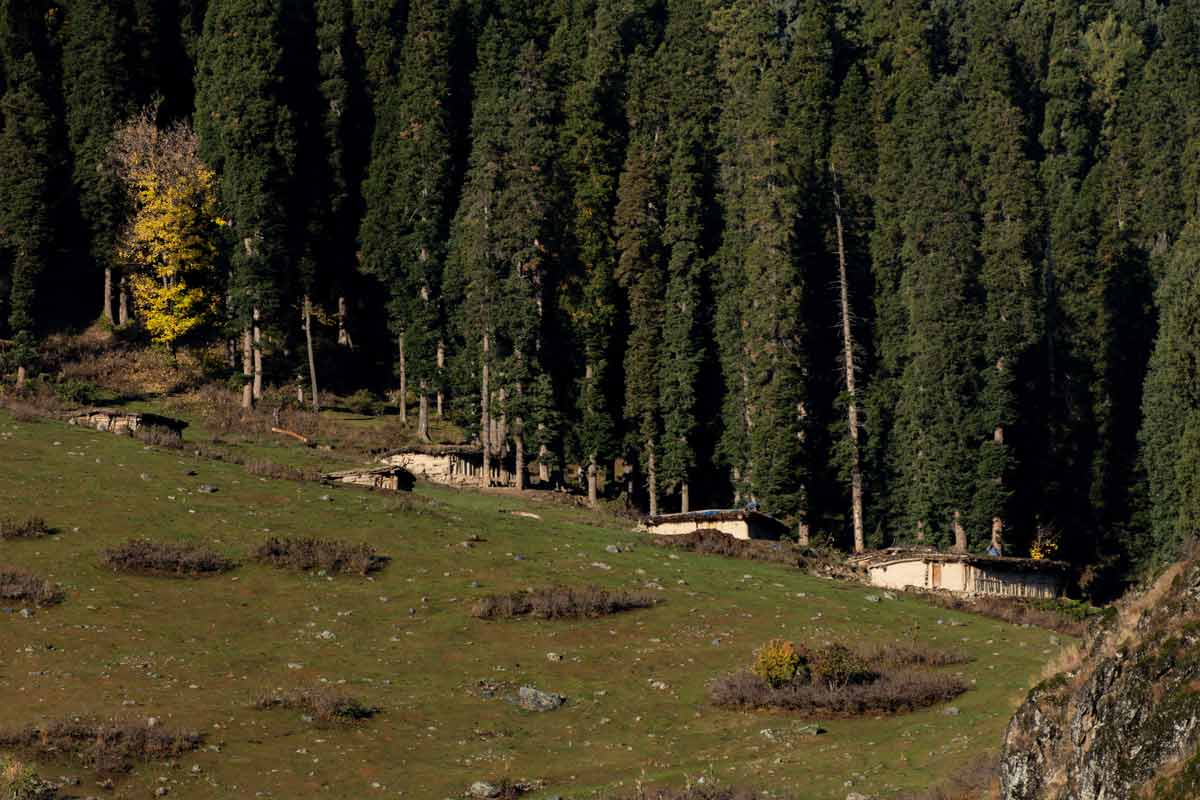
[0,405,1065,799]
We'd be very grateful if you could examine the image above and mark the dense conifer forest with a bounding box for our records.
[1,0,1198,594]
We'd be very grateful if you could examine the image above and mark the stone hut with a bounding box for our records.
[859,548,1068,599]
[322,464,414,492]
[376,445,515,488]
[67,408,187,437]
[641,509,791,541]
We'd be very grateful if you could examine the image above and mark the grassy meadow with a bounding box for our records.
[0,408,1064,798]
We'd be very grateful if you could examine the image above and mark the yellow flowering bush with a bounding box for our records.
[752,638,806,687]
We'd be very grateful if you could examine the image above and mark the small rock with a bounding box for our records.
[140,473,151,481]
[319,495,332,502]
[864,595,880,603]
[147,717,160,728]
[546,652,563,662]
[591,562,612,571]
[197,484,218,494]
[648,679,669,691]
[797,724,825,736]
[469,781,501,799]
[941,706,960,716]
[605,544,621,554]
[517,685,566,712]
[19,608,33,618]
[155,788,169,797]
[316,630,336,640]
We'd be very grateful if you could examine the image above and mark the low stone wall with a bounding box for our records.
[67,409,186,437]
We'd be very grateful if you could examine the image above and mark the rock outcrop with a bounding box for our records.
[1000,560,1200,799]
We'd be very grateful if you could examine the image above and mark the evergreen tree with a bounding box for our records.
[59,0,137,324]
[195,0,298,408]
[0,0,61,386]
[656,0,716,514]
[359,0,452,439]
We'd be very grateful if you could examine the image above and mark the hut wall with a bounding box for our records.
[648,519,752,539]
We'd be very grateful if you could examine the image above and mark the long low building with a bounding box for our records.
[641,509,791,541]
[859,548,1069,599]
[377,445,515,487]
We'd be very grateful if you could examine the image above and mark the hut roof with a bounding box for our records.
[854,547,1069,574]
[644,509,792,536]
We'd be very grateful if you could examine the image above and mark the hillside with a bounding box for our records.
[0,408,1066,799]
[1000,556,1200,799]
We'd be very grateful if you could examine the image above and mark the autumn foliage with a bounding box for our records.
[111,110,223,347]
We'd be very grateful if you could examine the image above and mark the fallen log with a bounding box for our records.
[271,427,311,445]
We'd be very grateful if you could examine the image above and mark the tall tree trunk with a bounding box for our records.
[252,308,263,401]
[953,510,967,553]
[515,426,526,491]
[417,382,431,442]
[241,326,254,410]
[118,275,130,326]
[992,420,1005,552]
[337,295,353,349]
[480,333,490,487]
[398,332,407,423]
[538,441,550,484]
[647,443,658,517]
[436,340,445,418]
[833,173,866,554]
[680,481,690,514]
[15,365,26,389]
[916,519,925,542]
[102,267,114,323]
[587,457,598,507]
[304,296,320,412]
[798,521,810,546]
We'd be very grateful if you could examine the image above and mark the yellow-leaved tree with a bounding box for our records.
[112,110,223,348]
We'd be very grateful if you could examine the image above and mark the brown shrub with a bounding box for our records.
[133,424,182,449]
[471,585,661,620]
[245,459,322,483]
[913,591,1095,637]
[0,719,202,776]
[607,788,779,800]
[895,759,1000,800]
[101,540,236,577]
[254,688,377,723]
[0,385,68,422]
[707,668,967,716]
[253,537,386,576]
[861,641,974,668]
[0,570,64,607]
[0,516,52,540]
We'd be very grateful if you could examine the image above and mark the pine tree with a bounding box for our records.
[60,0,137,325]
[560,0,625,506]
[195,0,298,408]
[0,0,60,386]
[359,0,452,439]
[656,0,716,514]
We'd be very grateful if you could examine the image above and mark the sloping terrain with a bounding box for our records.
[0,410,1061,799]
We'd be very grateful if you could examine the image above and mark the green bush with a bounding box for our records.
[752,639,807,687]
[808,644,877,690]
[345,389,380,416]
[52,378,101,406]
[0,756,55,800]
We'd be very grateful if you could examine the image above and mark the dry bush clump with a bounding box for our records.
[0,517,52,540]
[471,585,661,620]
[0,384,69,422]
[0,570,65,607]
[607,788,779,800]
[254,688,378,723]
[649,529,855,579]
[245,459,322,483]
[894,759,1000,800]
[913,591,1105,637]
[133,424,182,449]
[862,641,974,668]
[708,667,967,716]
[0,719,202,776]
[710,640,967,717]
[253,537,386,576]
[101,540,236,577]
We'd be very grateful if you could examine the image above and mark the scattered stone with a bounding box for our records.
[316,630,336,641]
[140,473,151,481]
[648,679,669,691]
[197,485,218,494]
[590,562,612,571]
[469,781,501,799]
[941,706,960,716]
[883,591,897,600]
[605,544,621,555]
[155,788,169,797]
[864,595,880,603]
[147,717,160,728]
[319,495,332,502]
[510,511,541,520]
[797,724,825,736]
[546,652,563,662]
[19,608,33,618]
[517,685,566,712]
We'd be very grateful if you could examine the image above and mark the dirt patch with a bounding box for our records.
[101,540,236,577]
[253,537,387,576]
[471,586,661,620]
[0,718,202,776]
[0,570,65,607]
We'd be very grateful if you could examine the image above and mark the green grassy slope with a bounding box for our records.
[0,410,1063,799]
